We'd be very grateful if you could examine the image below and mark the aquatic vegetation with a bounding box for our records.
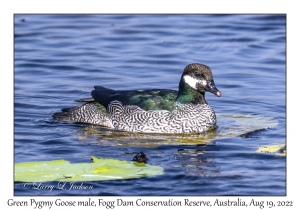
[256,145,286,156]
[14,156,164,182]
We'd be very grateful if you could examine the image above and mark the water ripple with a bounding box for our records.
[14,14,286,196]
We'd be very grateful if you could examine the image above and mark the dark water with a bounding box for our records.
[14,14,286,196]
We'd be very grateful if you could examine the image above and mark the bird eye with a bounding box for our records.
[194,71,201,77]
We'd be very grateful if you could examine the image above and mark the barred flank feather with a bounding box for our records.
[53,103,113,128]
[108,101,216,133]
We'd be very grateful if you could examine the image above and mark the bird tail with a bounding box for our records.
[53,102,113,128]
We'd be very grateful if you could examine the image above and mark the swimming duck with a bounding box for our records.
[53,63,221,133]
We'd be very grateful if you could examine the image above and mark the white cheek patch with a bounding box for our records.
[184,75,198,89]
[200,79,207,86]
[184,75,207,90]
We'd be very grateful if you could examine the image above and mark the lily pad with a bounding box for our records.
[14,156,164,182]
[77,113,279,147]
[256,145,286,156]
[216,113,279,138]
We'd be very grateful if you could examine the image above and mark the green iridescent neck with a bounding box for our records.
[175,79,207,104]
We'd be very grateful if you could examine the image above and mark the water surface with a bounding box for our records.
[14,14,286,196]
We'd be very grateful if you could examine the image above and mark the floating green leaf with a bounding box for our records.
[216,113,279,138]
[15,156,164,182]
[256,145,286,156]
